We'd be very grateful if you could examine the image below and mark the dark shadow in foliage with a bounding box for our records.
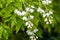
[0,16,2,22]
[37,21,60,40]
[9,28,30,40]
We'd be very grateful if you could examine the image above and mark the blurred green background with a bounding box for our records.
[0,0,60,40]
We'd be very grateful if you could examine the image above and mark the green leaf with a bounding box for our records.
[4,19,11,23]
[14,2,22,9]
[3,13,11,18]
[11,16,16,29]
[3,30,9,39]
[0,27,4,38]
[6,0,14,6]
[16,18,23,33]
[0,3,3,8]
[36,29,42,38]
[32,12,39,26]
[4,25,10,30]
[21,24,25,31]
[1,6,14,15]
[33,18,39,26]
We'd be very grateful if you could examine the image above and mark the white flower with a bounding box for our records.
[21,11,26,16]
[25,7,34,13]
[49,19,52,24]
[25,7,30,11]
[25,21,33,28]
[36,36,38,39]
[30,36,34,39]
[42,13,46,17]
[14,9,26,16]
[14,9,18,13]
[25,22,29,26]
[46,21,49,24]
[44,18,48,21]
[34,38,36,40]
[26,30,34,35]
[14,9,22,16]
[29,21,33,27]
[49,11,53,14]
[30,15,34,20]
[49,19,52,22]
[16,11,21,16]
[46,13,50,16]
[31,23,33,27]
[22,16,28,21]
[37,7,45,13]
[42,0,52,5]
[27,24,32,28]
[33,29,38,33]
[31,5,35,8]
[29,9,34,13]
[50,21,52,24]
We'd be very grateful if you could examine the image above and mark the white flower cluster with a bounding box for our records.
[30,36,38,40]
[14,0,53,39]
[43,11,53,24]
[14,5,38,40]
[14,9,26,16]
[42,11,52,17]
[25,21,33,28]
[37,7,45,13]
[26,29,38,40]
[42,0,53,24]
[25,6,38,40]
[25,5,35,13]
[37,7,53,24]
[26,29,38,35]
[37,0,53,24]
[42,0,52,5]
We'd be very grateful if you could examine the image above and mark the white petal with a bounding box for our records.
[33,29,38,33]
[46,22,49,24]
[29,21,33,26]
[49,11,53,14]
[21,11,26,15]
[30,36,34,39]
[44,18,48,21]
[34,38,36,40]
[26,30,33,35]
[48,1,52,4]
[37,7,45,13]
[49,19,52,24]
[30,15,34,20]
[22,16,28,21]
[37,7,41,12]
[29,9,34,13]
[27,24,32,28]
[14,9,18,13]
[42,0,52,5]
[16,11,22,16]
[43,13,46,17]
[46,13,50,16]
[31,5,35,8]
[25,22,29,26]
[25,7,30,11]
[36,36,38,39]
[42,1,46,4]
